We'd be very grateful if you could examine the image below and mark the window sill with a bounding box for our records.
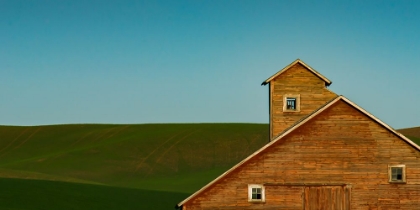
[248,200,265,203]
[389,181,406,184]
[283,110,300,113]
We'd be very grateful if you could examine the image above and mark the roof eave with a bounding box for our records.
[261,59,332,86]
[262,80,332,86]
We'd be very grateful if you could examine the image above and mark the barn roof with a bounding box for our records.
[261,59,332,86]
[176,95,420,208]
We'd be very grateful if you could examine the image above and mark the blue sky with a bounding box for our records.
[1,0,419,129]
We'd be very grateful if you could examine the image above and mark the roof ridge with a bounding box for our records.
[261,59,332,86]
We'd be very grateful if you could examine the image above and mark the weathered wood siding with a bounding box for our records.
[270,63,337,139]
[183,100,420,209]
[304,186,351,210]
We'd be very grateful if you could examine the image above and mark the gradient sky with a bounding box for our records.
[1,0,419,129]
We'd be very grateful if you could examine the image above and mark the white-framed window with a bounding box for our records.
[388,164,406,183]
[248,184,265,202]
[283,94,300,112]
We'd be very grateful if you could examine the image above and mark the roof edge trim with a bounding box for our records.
[261,59,332,86]
[339,97,420,151]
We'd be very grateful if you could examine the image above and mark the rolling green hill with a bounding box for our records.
[0,178,189,210]
[0,124,268,193]
[0,123,418,210]
[0,124,268,210]
[398,126,420,145]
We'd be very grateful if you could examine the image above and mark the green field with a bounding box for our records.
[0,178,189,210]
[0,124,268,209]
[0,123,418,210]
[406,136,420,146]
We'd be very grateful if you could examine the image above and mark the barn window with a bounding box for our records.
[286,98,296,110]
[283,94,300,112]
[248,184,265,202]
[252,187,262,199]
[388,165,406,183]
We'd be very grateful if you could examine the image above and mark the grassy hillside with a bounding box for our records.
[0,124,268,192]
[398,126,420,145]
[0,124,269,210]
[0,178,189,210]
[398,126,420,138]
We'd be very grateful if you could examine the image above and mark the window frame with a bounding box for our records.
[283,94,301,112]
[248,184,265,203]
[388,164,406,183]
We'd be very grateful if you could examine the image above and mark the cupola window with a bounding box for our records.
[283,94,300,112]
[286,98,297,110]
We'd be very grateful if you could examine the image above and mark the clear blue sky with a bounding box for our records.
[1,0,419,129]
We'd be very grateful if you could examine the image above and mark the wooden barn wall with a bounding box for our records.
[183,100,420,210]
[270,63,337,139]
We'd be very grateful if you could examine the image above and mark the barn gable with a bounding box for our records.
[177,96,420,209]
[262,59,337,139]
[261,59,332,86]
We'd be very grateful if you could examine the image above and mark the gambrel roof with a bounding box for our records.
[176,95,420,208]
[261,59,332,86]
